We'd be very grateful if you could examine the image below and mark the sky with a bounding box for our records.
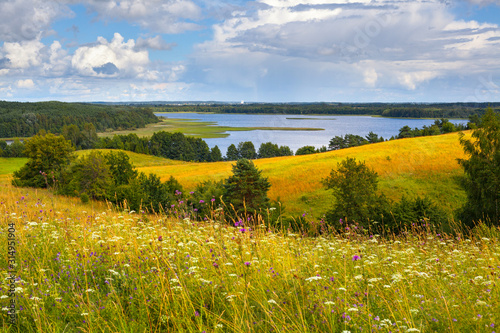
[1,0,500,103]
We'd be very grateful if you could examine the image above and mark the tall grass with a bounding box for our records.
[1,182,498,332]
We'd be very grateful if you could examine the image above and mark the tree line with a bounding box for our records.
[152,102,499,118]
[0,117,474,159]
[0,101,159,138]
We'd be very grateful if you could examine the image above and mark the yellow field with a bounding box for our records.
[133,132,469,216]
[0,132,469,216]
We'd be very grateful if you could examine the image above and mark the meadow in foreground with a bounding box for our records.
[1,183,499,332]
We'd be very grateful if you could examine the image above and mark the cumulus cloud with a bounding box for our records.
[2,39,45,69]
[72,33,149,77]
[0,0,71,42]
[189,0,500,97]
[16,79,35,89]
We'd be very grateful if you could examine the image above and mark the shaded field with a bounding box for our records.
[97,117,323,139]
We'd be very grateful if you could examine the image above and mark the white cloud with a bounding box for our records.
[189,0,500,97]
[72,33,149,77]
[0,0,71,42]
[84,0,202,34]
[2,38,45,69]
[16,79,35,89]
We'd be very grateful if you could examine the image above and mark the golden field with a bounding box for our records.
[134,132,469,216]
[0,131,470,217]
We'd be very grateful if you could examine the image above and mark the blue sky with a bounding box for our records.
[1,0,500,102]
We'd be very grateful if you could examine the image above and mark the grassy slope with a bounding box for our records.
[1,132,469,217]
[137,132,469,217]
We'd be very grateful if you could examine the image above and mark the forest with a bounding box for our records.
[0,100,159,138]
[149,101,500,118]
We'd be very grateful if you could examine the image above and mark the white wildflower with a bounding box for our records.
[305,276,322,282]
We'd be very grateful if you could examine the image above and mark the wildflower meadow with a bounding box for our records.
[1,184,499,332]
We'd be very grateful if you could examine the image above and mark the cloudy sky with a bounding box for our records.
[1,0,500,102]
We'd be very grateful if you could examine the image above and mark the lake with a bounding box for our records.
[156,113,469,154]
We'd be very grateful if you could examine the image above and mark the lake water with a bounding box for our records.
[156,113,468,154]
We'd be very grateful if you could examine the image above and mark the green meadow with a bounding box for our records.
[97,117,323,139]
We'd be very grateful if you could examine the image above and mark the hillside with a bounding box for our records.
[0,148,498,332]
[133,132,469,217]
[0,132,468,217]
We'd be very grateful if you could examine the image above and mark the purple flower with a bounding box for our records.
[195,310,200,317]
[199,200,205,204]
[212,262,219,268]
[240,228,246,233]
[158,236,163,242]
[211,198,215,202]
[244,261,251,267]
[352,255,361,261]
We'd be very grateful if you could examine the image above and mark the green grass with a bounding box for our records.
[0,185,499,333]
[97,117,323,139]
[0,157,27,175]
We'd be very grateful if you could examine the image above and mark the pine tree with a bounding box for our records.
[223,159,271,215]
[226,144,240,161]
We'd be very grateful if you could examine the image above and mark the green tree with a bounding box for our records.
[70,151,113,200]
[258,142,280,158]
[104,151,137,186]
[81,123,98,149]
[226,144,240,161]
[457,108,500,225]
[323,157,388,225]
[223,159,271,215]
[295,145,317,155]
[210,145,223,162]
[278,145,293,156]
[365,131,384,143]
[238,141,257,159]
[62,124,82,148]
[12,132,74,188]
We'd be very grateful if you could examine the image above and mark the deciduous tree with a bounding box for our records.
[457,108,500,225]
